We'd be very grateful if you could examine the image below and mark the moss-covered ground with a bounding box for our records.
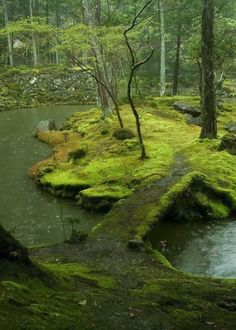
[3,96,236,328]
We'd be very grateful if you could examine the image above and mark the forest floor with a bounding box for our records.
[1,96,236,329]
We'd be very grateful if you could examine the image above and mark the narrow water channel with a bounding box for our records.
[0,105,103,246]
[149,218,236,278]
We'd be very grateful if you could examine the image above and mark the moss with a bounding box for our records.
[43,263,118,289]
[194,192,230,219]
[37,131,66,146]
[144,244,174,269]
[153,95,200,107]
[68,144,87,161]
[78,185,132,211]
[39,168,90,197]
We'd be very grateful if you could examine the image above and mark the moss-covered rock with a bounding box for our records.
[38,168,90,197]
[159,175,233,223]
[219,133,236,155]
[78,185,132,211]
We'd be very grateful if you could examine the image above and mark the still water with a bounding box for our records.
[0,105,103,246]
[149,218,236,278]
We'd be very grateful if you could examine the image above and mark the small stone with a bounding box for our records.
[225,123,236,134]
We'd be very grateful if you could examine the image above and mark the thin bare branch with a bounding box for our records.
[67,52,124,128]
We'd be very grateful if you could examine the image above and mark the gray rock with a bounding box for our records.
[172,102,201,117]
[37,119,56,132]
[219,134,236,155]
[225,123,236,134]
[187,115,202,127]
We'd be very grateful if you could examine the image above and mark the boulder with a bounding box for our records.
[219,134,236,155]
[37,119,57,132]
[186,115,202,127]
[225,123,236,134]
[172,102,201,117]
[34,119,57,137]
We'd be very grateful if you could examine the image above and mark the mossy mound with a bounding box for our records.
[78,185,132,211]
[153,172,234,223]
[112,128,135,140]
[39,168,90,197]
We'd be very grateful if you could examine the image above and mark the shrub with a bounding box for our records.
[112,128,135,140]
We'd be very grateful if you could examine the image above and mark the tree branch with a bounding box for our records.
[67,52,124,128]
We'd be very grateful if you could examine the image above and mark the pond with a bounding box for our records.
[0,105,103,246]
[148,218,236,278]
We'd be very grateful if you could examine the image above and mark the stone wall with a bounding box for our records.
[0,66,96,110]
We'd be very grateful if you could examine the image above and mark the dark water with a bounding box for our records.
[149,218,236,278]
[0,105,103,246]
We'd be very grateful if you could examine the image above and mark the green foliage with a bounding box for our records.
[186,13,236,71]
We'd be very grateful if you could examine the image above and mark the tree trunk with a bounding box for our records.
[124,0,154,160]
[159,0,166,96]
[29,0,38,66]
[172,26,181,96]
[2,0,14,66]
[200,0,217,139]
[82,0,111,118]
[127,71,147,160]
[55,0,60,65]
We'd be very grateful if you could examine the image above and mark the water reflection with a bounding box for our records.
[0,105,103,246]
[149,219,236,278]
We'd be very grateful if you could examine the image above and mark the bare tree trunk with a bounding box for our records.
[2,0,14,66]
[127,70,147,160]
[55,0,60,65]
[124,0,154,160]
[172,26,181,96]
[200,0,217,139]
[29,0,38,66]
[159,0,166,96]
[82,0,111,118]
